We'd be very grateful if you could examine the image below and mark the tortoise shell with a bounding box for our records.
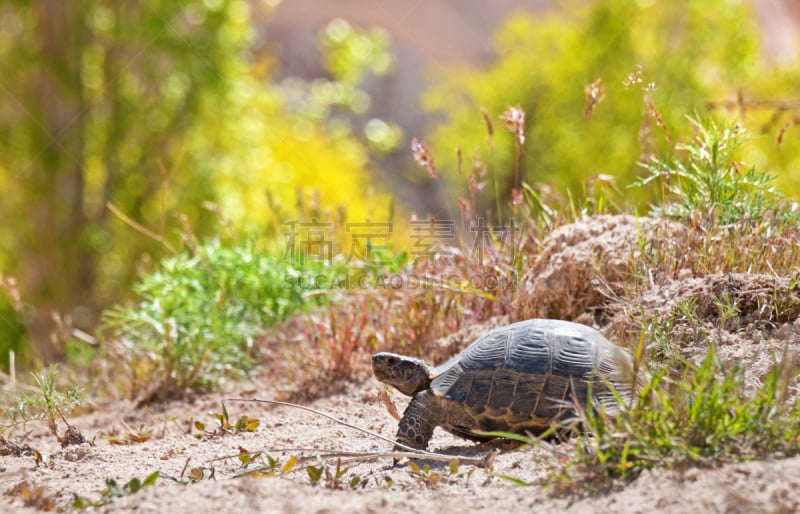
[428,319,633,436]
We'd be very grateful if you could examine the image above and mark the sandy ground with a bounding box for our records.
[2,377,800,514]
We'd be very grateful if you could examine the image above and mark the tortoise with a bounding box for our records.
[372,318,634,450]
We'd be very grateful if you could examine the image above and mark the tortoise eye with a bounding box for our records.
[386,356,398,366]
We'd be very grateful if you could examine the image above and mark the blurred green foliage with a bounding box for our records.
[320,18,393,85]
[0,0,262,364]
[424,0,800,216]
[0,2,398,366]
[0,301,26,371]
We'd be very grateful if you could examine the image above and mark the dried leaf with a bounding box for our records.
[378,388,400,421]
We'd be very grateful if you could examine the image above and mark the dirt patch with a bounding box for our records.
[2,378,800,514]
[511,215,682,325]
[606,272,800,390]
[617,272,800,327]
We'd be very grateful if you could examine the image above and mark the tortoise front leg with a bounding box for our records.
[396,390,440,450]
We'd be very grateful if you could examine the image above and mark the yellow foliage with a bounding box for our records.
[194,74,395,252]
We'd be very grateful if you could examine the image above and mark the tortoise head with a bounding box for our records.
[372,352,433,397]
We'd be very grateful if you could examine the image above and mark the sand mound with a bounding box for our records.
[512,215,680,324]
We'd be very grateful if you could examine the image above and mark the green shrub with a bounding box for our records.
[101,240,378,395]
[570,345,800,481]
[633,116,782,224]
[628,116,799,279]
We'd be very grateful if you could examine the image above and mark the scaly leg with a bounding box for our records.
[396,390,440,450]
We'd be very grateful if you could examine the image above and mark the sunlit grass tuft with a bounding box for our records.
[565,344,800,482]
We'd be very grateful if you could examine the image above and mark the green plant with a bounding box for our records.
[633,116,782,225]
[405,457,478,488]
[102,424,154,446]
[621,116,799,295]
[250,454,298,478]
[569,345,800,481]
[2,366,85,442]
[307,458,364,489]
[407,461,442,487]
[713,292,741,333]
[72,471,160,510]
[100,240,370,397]
[192,403,260,439]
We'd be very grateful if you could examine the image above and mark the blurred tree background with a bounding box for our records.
[0,0,397,367]
[1,0,799,370]
[425,0,800,216]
